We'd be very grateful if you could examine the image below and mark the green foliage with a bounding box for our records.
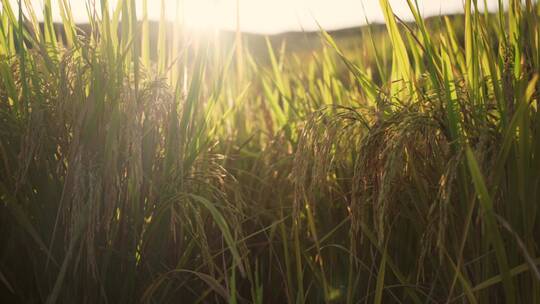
[0,0,539,303]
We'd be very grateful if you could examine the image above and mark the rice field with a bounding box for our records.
[0,0,540,303]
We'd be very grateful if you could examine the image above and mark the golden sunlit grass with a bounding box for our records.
[0,0,540,303]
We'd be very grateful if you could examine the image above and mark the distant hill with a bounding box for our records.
[34,13,465,63]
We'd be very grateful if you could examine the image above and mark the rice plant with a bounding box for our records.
[0,0,539,303]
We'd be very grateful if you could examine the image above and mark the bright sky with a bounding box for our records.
[4,0,505,34]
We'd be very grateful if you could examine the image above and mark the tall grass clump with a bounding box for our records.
[0,0,539,303]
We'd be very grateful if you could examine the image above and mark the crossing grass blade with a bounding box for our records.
[465,147,515,304]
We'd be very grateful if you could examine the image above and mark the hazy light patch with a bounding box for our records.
[6,0,506,34]
[183,1,225,30]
